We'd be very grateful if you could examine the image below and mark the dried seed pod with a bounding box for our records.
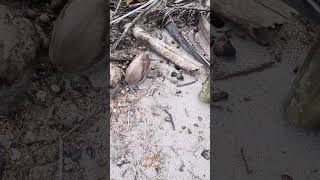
[125,53,150,85]
[49,0,106,72]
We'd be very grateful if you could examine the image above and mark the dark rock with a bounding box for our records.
[201,149,210,160]
[25,8,37,19]
[177,74,184,81]
[171,71,177,77]
[212,89,228,102]
[38,14,51,24]
[51,0,67,10]
[213,37,236,57]
[50,0,106,72]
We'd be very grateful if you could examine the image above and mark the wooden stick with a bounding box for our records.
[130,26,203,73]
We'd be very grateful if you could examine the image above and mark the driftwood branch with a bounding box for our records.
[212,61,275,80]
[130,25,203,72]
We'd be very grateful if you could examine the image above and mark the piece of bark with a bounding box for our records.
[213,0,298,44]
[130,25,202,73]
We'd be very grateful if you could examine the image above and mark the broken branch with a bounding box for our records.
[130,25,203,73]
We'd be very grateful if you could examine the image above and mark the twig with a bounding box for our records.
[254,0,289,20]
[163,109,175,130]
[61,110,101,139]
[171,6,210,12]
[307,0,320,15]
[58,137,63,180]
[177,80,197,87]
[240,147,253,174]
[110,0,157,25]
[111,0,159,51]
[131,26,202,72]
[212,61,275,80]
[113,0,122,19]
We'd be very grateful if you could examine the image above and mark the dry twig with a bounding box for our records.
[111,0,160,51]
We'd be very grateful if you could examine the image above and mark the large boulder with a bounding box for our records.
[49,0,106,72]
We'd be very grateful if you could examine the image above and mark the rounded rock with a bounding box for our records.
[38,14,51,24]
[49,0,106,72]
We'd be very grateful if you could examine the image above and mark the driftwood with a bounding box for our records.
[130,25,203,73]
[212,61,275,80]
[213,0,298,44]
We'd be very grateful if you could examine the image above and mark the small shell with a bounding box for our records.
[125,53,150,85]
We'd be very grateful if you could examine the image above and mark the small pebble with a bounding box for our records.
[36,90,47,102]
[176,90,182,94]
[25,9,37,19]
[213,38,236,57]
[198,117,202,121]
[243,96,251,102]
[201,149,210,160]
[171,71,177,77]
[212,89,228,102]
[174,65,181,70]
[187,128,192,134]
[181,126,186,129]
[10,148,21,160]
[177,74,184,81]
[194,123,199,127]
[39,14,51,24]
[50,84,60,93]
